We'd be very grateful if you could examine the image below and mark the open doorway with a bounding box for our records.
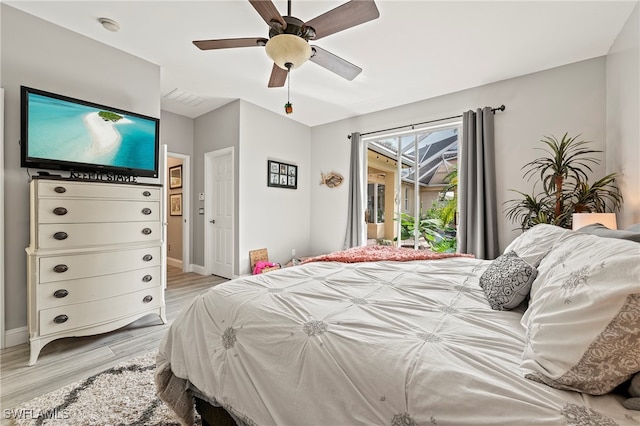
[167,152,190,276]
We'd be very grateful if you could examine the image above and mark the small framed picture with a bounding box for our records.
[169,165,182,189]
[267,160,297,189]
[170,193,182,216]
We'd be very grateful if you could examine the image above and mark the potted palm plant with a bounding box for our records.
[505,133,622,230]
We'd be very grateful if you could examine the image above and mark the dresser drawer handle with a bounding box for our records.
[143,191,151,197]
[53,314,69,324]
[53,232,68,240]
[142,208,152,215]
[53,264,68,273]
[53,207,68,216]
[142,275,153,283]
[143,254,153,262]
[53,289,69,298]
[142,228,152,235]
[54,186,67,194]
[142,295,153,303]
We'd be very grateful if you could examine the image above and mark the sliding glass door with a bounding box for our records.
[364,122,461,252]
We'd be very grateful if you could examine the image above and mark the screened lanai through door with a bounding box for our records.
[364,122,461,252]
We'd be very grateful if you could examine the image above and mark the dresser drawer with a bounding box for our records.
[39,286,163,336]
[37,222,160,249]
[36,181,160,201]
[39,246,161,283]
[38,199,160,224]
[38,266,161,309]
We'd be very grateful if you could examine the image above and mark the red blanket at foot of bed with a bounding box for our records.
[301,245,474,264]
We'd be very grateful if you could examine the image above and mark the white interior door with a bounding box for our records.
[159,144,168,289]
[1,88,5,349]
[205,148,234,278]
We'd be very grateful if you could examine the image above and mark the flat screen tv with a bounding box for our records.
[21,86,160,178]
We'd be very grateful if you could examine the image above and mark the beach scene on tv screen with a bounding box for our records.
[27,93,156,171]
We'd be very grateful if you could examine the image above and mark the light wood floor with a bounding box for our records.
[0,266,227,412]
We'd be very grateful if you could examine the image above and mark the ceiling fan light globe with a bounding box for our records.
[265,34,312,70]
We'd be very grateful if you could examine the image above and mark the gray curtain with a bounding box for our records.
[458,107,500,259]
[344,132,365,249]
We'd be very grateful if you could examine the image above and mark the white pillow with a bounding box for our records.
[503,224,575,267]
[521,233,640,395]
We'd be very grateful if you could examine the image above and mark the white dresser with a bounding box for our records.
[26,178,166,365]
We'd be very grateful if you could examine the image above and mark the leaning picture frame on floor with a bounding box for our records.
[267,160,297,189]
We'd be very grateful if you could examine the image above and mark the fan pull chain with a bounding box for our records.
[284,63,293,114]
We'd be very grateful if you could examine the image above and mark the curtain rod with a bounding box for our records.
[348,104,506,139]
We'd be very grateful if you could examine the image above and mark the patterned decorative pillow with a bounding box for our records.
[479,251,537,310]
[503,224,576,267]
[521,233,640,395]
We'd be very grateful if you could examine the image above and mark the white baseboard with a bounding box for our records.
[5,326,28,347]
[190,264,206,275]
[167,257,183,269]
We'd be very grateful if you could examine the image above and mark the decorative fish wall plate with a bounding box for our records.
[320,172,344,188]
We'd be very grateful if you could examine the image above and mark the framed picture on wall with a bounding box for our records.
[169,165,182,189]
[267,160,297,189]
[170,193,182,216]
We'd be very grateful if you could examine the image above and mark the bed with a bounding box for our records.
[155,224,640,425]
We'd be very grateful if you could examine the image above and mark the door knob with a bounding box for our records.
[209,219,216,224]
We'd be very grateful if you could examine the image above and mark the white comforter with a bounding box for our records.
[156,258,636,425]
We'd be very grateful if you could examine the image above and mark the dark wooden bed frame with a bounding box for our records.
[195,397,237,426]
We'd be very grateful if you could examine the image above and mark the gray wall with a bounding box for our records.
[606,2,640,228]
[193,101,240,269]
[191,99,312,276]
[161,111,195,156]
[1,4,161,331]
[238,100,311,275]
[309,58,610,255]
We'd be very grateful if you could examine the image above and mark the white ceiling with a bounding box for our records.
[6,1,637,127]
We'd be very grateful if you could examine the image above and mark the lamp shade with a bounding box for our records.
[265,34,312,70]
[572,213,618,230]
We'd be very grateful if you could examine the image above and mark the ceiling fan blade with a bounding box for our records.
[248,0,286,29]
[193,37,268,50]
[268,63,288,87]
[304,0,379,40]
[309,46,362,81]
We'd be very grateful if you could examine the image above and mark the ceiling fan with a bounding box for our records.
[193,0,380,88]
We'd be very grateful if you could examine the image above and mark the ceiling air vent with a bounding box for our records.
[163,88,207,106]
